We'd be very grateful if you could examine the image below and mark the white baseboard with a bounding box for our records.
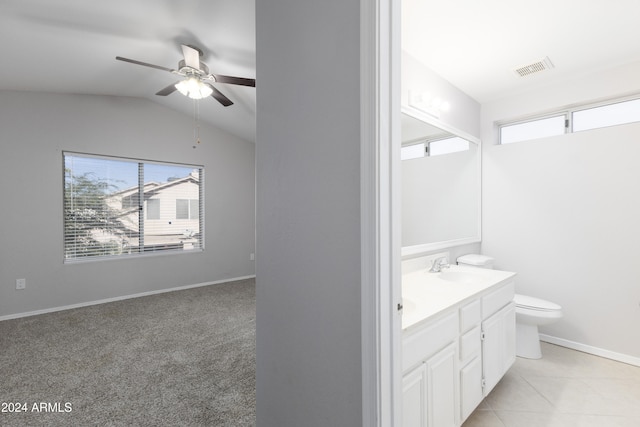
[539,333,640,367]
[0,275,256,322]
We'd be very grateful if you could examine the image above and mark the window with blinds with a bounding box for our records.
[63,152,204,262]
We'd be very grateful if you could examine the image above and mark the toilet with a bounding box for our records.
[456,254,563,359]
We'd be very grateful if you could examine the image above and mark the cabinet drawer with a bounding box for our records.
[403,311,458,371]
[482,281,515,319]
[460,326,481,363]
[460,300,481,333]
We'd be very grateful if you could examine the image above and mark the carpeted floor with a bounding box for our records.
[0,278,256,427]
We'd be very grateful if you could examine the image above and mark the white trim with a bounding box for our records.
[400,105,482,256]
[63,150,204,169]
[540,334,640,367]
[361,0,400,424]
[402,237,481,258]
[0,275,256,322]
[401,105,481,145]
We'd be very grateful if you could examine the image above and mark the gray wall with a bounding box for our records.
[255,0,363,425]
[0,90,255,318]
[481,60,640,361]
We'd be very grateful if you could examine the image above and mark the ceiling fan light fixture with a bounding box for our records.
[175,77,213,100]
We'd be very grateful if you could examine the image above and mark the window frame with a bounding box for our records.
[63,152,205,263]
[498,113,569,145]
[572,97,640,133]
[146,198,161,220]
[401,135,471,160]
[497,93,640,145]
[175,199,199,220]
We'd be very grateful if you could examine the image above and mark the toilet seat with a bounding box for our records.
[514,294,561,312]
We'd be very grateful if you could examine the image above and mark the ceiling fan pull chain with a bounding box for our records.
[192,98,201,148]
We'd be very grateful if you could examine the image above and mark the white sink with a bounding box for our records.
[438,271,480,284]
[403,298,417,313]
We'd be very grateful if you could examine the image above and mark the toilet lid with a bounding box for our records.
[514,294,562,311]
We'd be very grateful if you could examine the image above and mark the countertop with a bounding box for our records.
[402,265,516,330]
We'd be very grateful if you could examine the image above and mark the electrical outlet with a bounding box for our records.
[16,278,26,290]
[250,253,255,261]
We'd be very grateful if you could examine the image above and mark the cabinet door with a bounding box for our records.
[504,303,516,369]
[403,364,427,427]
[426,342,458,427]
[460,355,483,422]
[482,302,516,395]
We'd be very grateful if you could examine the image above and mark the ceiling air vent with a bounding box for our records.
[513,56,554,77]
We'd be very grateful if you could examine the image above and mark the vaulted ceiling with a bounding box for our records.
[0,0,256,142]
[3,1,640,145]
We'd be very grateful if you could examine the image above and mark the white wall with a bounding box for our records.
[402,144,479,246]
[255,0,363,425]
[0,90,255,318]
[401,51,482,261]
[402,51,480,138]
[481,61,640,360]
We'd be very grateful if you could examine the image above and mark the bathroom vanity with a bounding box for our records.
[402,257,516,426]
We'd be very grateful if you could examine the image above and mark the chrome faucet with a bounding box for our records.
[429,256,450,273]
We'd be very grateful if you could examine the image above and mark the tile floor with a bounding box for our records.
[462,342,640,427]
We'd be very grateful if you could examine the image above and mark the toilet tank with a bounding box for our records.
[456,254,494,269]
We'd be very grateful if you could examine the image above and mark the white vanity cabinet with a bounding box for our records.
[402,342,458,427]
[459,300,483,422]
[402,276,516,427]
[402,311,459,427]
[481,294,516,395]
[458,280,515,421]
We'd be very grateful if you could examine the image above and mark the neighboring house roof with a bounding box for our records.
[140,174,199,199]
[110,173,199,204]
[109,182,161,198]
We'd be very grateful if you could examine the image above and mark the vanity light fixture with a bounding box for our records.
[408,90,451,118]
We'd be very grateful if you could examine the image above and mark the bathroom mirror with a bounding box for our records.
[401,106,481,256]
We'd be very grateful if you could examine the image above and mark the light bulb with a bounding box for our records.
[175,77,212,100]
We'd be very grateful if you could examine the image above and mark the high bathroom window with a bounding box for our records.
[498,94,640,144]
[500,115,567,144]
[401,142,426,160]
[401,137,470,160]
[572,97,640,132]
[429,136,470,156]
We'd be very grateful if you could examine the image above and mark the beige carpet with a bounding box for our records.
[0,278,256,427]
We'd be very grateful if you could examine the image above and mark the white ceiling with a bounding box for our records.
[403,0,640,103]
[3,1,640,143]
[0,0,256,142]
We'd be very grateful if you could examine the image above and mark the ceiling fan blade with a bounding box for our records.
[212,74,256,87]
[206,84,234,107]
[155,83,180,96]
[181,45,201,70]
[115,56,174,73]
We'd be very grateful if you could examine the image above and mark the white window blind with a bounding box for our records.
[64,153,204,262]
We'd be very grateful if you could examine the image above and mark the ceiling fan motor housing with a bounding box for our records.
[178,59,210,77]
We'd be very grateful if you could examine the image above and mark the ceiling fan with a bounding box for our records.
[116,44,255,107]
